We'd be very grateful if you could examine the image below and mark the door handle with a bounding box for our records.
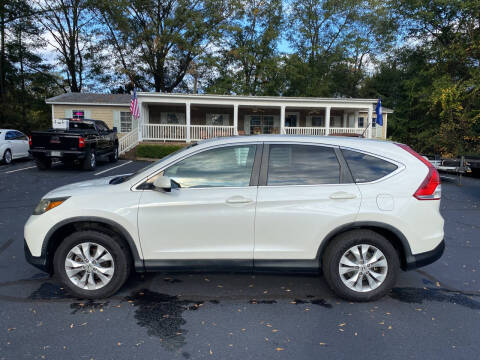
[329,192,357,200]
[226,196,253,204]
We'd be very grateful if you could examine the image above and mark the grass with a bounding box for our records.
[136,143,187,159]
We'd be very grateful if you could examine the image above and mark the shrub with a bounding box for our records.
[136,144,187,159]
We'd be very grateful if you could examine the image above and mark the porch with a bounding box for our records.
[119,94,389,154]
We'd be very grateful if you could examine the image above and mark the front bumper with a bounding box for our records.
[24,239,49,273]
[405,239,445,270]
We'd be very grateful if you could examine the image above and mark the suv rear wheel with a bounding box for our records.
[53,230,131,299]
[322,229,399,302]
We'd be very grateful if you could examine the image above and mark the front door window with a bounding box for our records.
[163,145,257,188]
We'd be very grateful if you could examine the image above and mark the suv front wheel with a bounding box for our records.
[53,231,131,298]
[322,229,399,302]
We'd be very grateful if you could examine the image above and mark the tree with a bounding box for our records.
[32,0,95,92]
[284,0,398,97]
[95,0,237,92]
[205,0,284,95]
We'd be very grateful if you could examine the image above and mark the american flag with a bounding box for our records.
[130,88,140,119]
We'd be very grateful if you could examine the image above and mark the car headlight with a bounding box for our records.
[33,197,70,215]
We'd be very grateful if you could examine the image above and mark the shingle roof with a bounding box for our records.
[46,93,131,105]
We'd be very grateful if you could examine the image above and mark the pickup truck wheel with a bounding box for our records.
[109,146,119,163]
[3,149,12,164]
[35,158,51,170]
[322,229,399,302]
[53,230,131,299]
[83,151,96,170]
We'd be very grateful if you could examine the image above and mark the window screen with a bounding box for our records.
[267,144,340,185]
[342,149,398,183]
[164,145,256,188]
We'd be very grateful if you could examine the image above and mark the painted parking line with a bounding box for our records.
[94,161,132,176]
[4,165,37,174]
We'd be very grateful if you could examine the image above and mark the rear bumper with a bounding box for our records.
[30,149,86,159]
[405,239,445,270]
[24,239,49,273]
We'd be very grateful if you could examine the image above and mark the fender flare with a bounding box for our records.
[316,221,415,268]
[42,216,145,272]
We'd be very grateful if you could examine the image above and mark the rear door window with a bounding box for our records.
[341,149,398,183]
[266,144,340,185]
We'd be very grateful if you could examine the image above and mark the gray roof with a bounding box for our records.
[46,93,131,105]
[45,92,394,113]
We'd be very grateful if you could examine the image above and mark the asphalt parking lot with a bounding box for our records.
[0,159,479,360]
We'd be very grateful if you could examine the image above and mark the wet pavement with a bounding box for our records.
[0,160,479,359]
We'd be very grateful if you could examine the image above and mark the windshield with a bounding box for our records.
[109,143,197,185]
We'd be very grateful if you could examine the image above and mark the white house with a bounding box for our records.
[46,93,393,154]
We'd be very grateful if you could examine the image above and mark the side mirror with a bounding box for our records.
[112,127,118,133]
[153,176,172,192]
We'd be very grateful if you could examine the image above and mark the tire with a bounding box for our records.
[322,229,399,302]
[83,150,96,170]
[35,158,51,170]
[53,230,131,299]
[109,145,119,163]
[3,149,12,164]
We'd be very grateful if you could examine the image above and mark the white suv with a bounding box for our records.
[24,135,444,301]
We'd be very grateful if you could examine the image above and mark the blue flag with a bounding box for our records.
[375,98,383,126]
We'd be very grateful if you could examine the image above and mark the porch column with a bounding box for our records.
[325,106,331,136]
[354,110,359,129]
[342,112,347,128]
[280,105,286,134]
[367,106,373,139]
[233,104,239,135]
[138,101,143,141]
[186,101,191,143]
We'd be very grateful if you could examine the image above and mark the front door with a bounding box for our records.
[254,143,361,264]
[138,143,261,265]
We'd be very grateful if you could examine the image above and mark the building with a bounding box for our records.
[46,93,393,154]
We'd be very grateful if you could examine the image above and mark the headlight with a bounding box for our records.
[33,197,70,215]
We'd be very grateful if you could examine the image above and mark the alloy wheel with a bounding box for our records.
[338,244,388,292]
[64,242,115,290]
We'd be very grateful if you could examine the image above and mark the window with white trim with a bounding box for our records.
[72,110,85,119]
[120,112,132,132]
[208,114,227,126]
[358,117,365,127]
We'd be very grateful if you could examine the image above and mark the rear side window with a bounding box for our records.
[342,149,398,183]
[267,144,340,185]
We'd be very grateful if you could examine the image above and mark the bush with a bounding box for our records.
[136,144,187,159]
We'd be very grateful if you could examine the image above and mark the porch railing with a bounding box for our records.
[329,127,365,136]
[118,128,139,155]
[142,124,187,141]
[285,127,326,136]
[191,125,235,141]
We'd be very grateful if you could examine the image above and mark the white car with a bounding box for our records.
[24,135,445,301]
[1,129,30,164]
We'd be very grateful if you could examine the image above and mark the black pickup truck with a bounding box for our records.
[29,119,119,170]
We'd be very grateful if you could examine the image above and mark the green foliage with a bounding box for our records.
[136,144,187,159]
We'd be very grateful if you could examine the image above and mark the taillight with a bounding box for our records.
[396,143,441,200]
[78,137,85,148]
[28,136,32,146]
